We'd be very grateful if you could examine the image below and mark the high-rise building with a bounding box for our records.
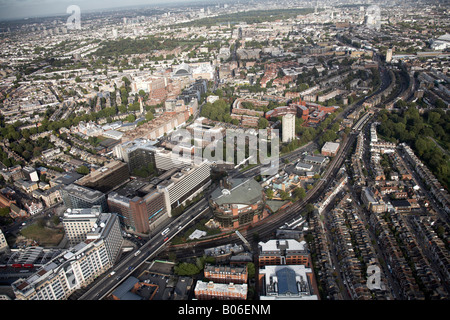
[386,48,393,63]
[282,113,295,143]
[127,144,156,173]
[62,205,102,246]
[0,229,9,252]
[61,184,108,212]
[157,160,211,215]
[12,213,123,300]
[114,139,159,172]
[154,149,193,172]
[107,189,168,234]
[108,160,210,232]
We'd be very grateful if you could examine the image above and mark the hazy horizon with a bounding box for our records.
[0,0,219,21]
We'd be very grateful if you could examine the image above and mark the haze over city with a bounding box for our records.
[0,0,210,20]
[0,0,448,310]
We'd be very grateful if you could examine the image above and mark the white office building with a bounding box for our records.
[154,149,193,172]
[12,212,123,300]
[0,229,9,252]
[282,113,295,143]
[157,160,211,216]
[62,205,102,246]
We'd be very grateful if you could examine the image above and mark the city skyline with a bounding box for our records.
[0,0,220,21]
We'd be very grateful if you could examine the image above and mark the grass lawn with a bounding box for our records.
[20,223,64,247]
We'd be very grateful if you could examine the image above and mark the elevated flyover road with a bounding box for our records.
[78,198,209,300]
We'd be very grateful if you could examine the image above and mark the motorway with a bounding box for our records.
[78,197,210,300]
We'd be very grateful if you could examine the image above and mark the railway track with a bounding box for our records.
[165,132,358,256]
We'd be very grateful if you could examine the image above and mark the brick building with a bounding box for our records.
[203,264,248,284]
[194,281,247,300]
[258,239,310,267]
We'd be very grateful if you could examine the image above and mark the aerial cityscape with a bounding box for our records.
[0,0,449,307]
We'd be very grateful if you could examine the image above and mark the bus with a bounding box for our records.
[161,228,170,236]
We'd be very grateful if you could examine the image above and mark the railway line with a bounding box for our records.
[166,130,359,256]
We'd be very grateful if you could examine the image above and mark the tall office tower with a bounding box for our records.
[0,229,9,252]
[107,189,168,234]
[154,149,193,172]
[61,184,108,212]
[386,48,393,63]
[114,139,160,173]
[157,160,211,216]
[86,212,124,266]
[62,205,102,246]
[76,160,130,193]
[12,213,123,300]
[282,113,296,143]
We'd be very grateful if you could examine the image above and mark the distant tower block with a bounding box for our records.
[386,48,393,63]
[282,113,296,143]
[139,96,144,115]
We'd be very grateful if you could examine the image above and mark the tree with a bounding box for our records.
[76,165,90,175]
[126,114,136,123]
[279,190,290,201]
[174,262,200,276]
[145,111,154,121]
[293,187,306,200]
[258,117,269,129]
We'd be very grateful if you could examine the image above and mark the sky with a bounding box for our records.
[0,0,207,21]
